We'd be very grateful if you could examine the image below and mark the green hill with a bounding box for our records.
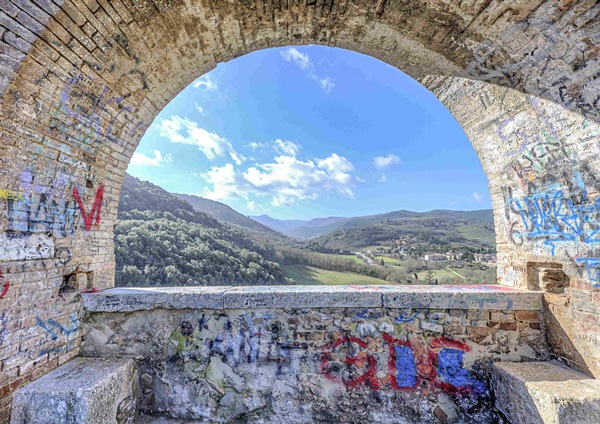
[175,194,281,236]
[115,174,287,287]
[313,209,495,251]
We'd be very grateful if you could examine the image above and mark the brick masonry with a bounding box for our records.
[0,0,598,421]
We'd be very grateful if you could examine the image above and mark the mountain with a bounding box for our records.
[115,174,287,287]
[249,215,349,238]
[175,194,280,236]
[251,209,493,240]
[313,209,496,251]
[249,215,308,235]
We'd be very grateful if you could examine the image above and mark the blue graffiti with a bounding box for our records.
[395,345,417,388]
[576,258,600,289]
[37,315,80,356]
[36,316,79,340]
[395,311,419,323]
[437,348,485,395]
[508,190,600,255]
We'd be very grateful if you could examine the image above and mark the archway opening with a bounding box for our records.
[118,45,497,288]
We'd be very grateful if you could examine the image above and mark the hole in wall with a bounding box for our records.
[60,272,78,294]
[527,262,570,294]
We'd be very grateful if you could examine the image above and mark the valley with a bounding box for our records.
[115,174,497,287]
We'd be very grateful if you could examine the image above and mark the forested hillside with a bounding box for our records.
[314,210,496,251]
[175,194,280,236]
[115,175,287,287]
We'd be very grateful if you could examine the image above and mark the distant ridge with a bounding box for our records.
[175,194,281,236]
[251,209,494,240]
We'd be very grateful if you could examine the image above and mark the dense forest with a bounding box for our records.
[313,212,496,252]
[115,175,287,286]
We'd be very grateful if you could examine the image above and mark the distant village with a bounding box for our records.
[361,236,497,267]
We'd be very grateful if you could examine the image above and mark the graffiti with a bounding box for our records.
[321,333,485,396]
[457,14,599,118]
[53,74,142,146]
[507,190,600,256]
[0,189,25,201]
[0,269,9,299]
[7,170,78,237]
[72,185,104,232]
[37,315,80,356]
[575,258,600,289]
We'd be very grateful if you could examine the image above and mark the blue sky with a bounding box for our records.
[128,45,491,220]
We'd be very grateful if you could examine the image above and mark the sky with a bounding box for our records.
[128,45,491,220]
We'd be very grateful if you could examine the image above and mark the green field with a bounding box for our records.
[332,254,365,264]
[283,265,391,285]
[415,268,463,281]
[374,255,402,265]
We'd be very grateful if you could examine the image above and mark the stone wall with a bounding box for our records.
[0,0,598,419]
[425,77,600,376]
[81,286,546,423]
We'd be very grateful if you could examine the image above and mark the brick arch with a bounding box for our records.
[0,0,599,414]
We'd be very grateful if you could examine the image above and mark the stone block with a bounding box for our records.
[10,357,137,424]
[492,361,600,424]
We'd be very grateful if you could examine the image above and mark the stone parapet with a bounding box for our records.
[82,285,542,312]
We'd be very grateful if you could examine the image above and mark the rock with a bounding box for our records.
[10,357,138,424]
[492,361,600,424]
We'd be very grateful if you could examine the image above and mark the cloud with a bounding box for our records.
[472,192,483,203]
[373,154,401,168]
[194,101,204,114]
[243,139,300,157]
[247,201,269,213]
[273,139,300,156]
[244,154,355,206]
[193,74,218,92]
[130,150,171,167]
[377,175,387,183]
[202,164,244,201]
[159,116,245,165]
[200,153,356,206]
[280,48,335,94]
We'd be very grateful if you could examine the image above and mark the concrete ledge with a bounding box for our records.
[10,357,137,424]
[83,285,541,312]
[492,361,600,424]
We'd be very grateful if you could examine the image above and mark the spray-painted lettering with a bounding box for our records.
[55,74,142,146]
[507,190,600,255]
[0,269,9,299]
[321,334,485,395]
[72,185,104,232]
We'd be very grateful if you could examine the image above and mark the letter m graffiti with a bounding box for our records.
[72,185,104,231]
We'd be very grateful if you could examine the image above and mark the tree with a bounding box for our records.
[424,270,435,284]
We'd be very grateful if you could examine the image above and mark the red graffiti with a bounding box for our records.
[321,335,380,390]
[322,333,482,396]
[73,185,104,231]
[0,270,9,299]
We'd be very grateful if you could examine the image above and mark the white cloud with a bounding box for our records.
[373,154,401,168]
[280,48,335,94]
[159,116,244,165]
[130,150,171,167]
[378,175,387,183]
[200,153,356,206]
[273,139,300,156]
[194,101,204,114]
[202,164,245,201]
[247,201,269,213]
[243,139,300,157]
[472,192,483,203]
[193,74,218,92]
[243,154,355,206]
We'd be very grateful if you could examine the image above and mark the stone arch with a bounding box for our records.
[0,0,599,413]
